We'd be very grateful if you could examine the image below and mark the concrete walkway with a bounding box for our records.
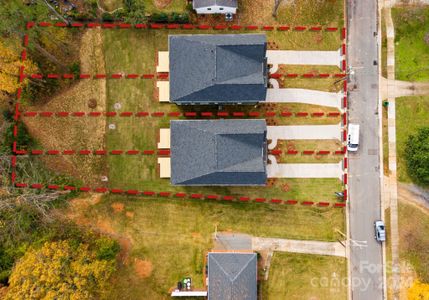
[380,77,429,99]
[267,124,342,149]
[385,7,400,300]
[267,48,343,68]
[252,237,346,257]
[266,88,343,109]
[267,155,343,179]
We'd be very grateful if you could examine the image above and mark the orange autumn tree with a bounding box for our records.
[408,280,429,300]
[6,240,115,300]
[0,40,38,100]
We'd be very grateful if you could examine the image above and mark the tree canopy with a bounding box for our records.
[405,127,429,186]
[408,280,429,300]
[6,240,116,300]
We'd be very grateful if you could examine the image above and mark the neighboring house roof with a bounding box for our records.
[208,252,257,300]
[169,34,267,104]
[193,0,238,9]
[170,119,267,186]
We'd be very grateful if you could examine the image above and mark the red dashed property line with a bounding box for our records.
[21,111,344,118]
[27,73,346,80]
[26,73,166,80]
[16,148,345,156]
[269,73,346,79]
[14,149,170,156]
[26,21,339,32]
[12,182,346,207]
[269,149,345,156]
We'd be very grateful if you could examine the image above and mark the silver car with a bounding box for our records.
[374,220,386,242]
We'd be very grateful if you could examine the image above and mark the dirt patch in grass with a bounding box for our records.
[111,202,125,213]
[134,259,153,278]
[154,0,173,9]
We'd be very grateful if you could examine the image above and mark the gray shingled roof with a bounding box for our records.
[170,119,267,186]
[169,34,267,104]
[208,252,257,300]
[193,0,237,9]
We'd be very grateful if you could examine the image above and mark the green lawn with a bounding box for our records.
[392,7,429,81]
[261,252,347,300]
[398,202,429,283]
[143,0,186,13]
[396,96,429,182]
[276,0,344,27]
[84,194,345,299]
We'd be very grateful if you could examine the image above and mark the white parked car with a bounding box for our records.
[347,123,360,152]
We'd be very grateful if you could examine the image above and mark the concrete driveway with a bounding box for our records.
[267,155,343,179]
[267,48,343,69]
[267,124,342,149]
[252,237,346,257]
[266,88,343,110]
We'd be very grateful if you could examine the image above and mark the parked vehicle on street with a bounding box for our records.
[347,123,360,152]
[374,220,386,242]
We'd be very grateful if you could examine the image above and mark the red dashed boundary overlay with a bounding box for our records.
[13,148,346,157]
[12,182,346,207]
[25,72,347,80]
[12,24,348,206]
[21,111,344,118]
[27,21,342,33]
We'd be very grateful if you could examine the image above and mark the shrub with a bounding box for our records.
[102,12,114,22]
[405,127,429,186]
[169,12,190,24]
[69,62,80,78]
[94,237,120,261]
[151,12,169,23]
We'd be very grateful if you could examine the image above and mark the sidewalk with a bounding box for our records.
[385,7,401,300]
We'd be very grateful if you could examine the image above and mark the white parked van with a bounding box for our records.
[347,124,360,152]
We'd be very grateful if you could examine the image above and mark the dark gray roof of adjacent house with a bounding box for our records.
[193,0,238,9]
[170,119,267,186]
[208,252,257,300]
[169,34,267,104]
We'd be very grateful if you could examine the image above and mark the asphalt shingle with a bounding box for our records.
[169,34,267,104]
[170,119,267,185]
[208,252,257,300]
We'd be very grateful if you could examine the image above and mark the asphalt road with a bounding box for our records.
[347,0,384,299]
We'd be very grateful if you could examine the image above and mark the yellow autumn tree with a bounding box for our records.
[6,240,115,300]
[0,39,38,97]
[408,280,429,300]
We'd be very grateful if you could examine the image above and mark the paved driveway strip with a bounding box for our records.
[252,237,346,257]
[267,48,343,69]
[267,156,343,179]
[267,124,342,150]
[266,88,344,109]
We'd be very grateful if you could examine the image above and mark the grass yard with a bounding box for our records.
[274,140,343,164]
[143,0,186,13]
[237,0,344,28]
[261,252,347,300]
[74,194,345,299]
[99,0,123,12]
[395,96,429,182]
[398,202,429,283]
[392,6,429,81]
[278,65,344,92]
